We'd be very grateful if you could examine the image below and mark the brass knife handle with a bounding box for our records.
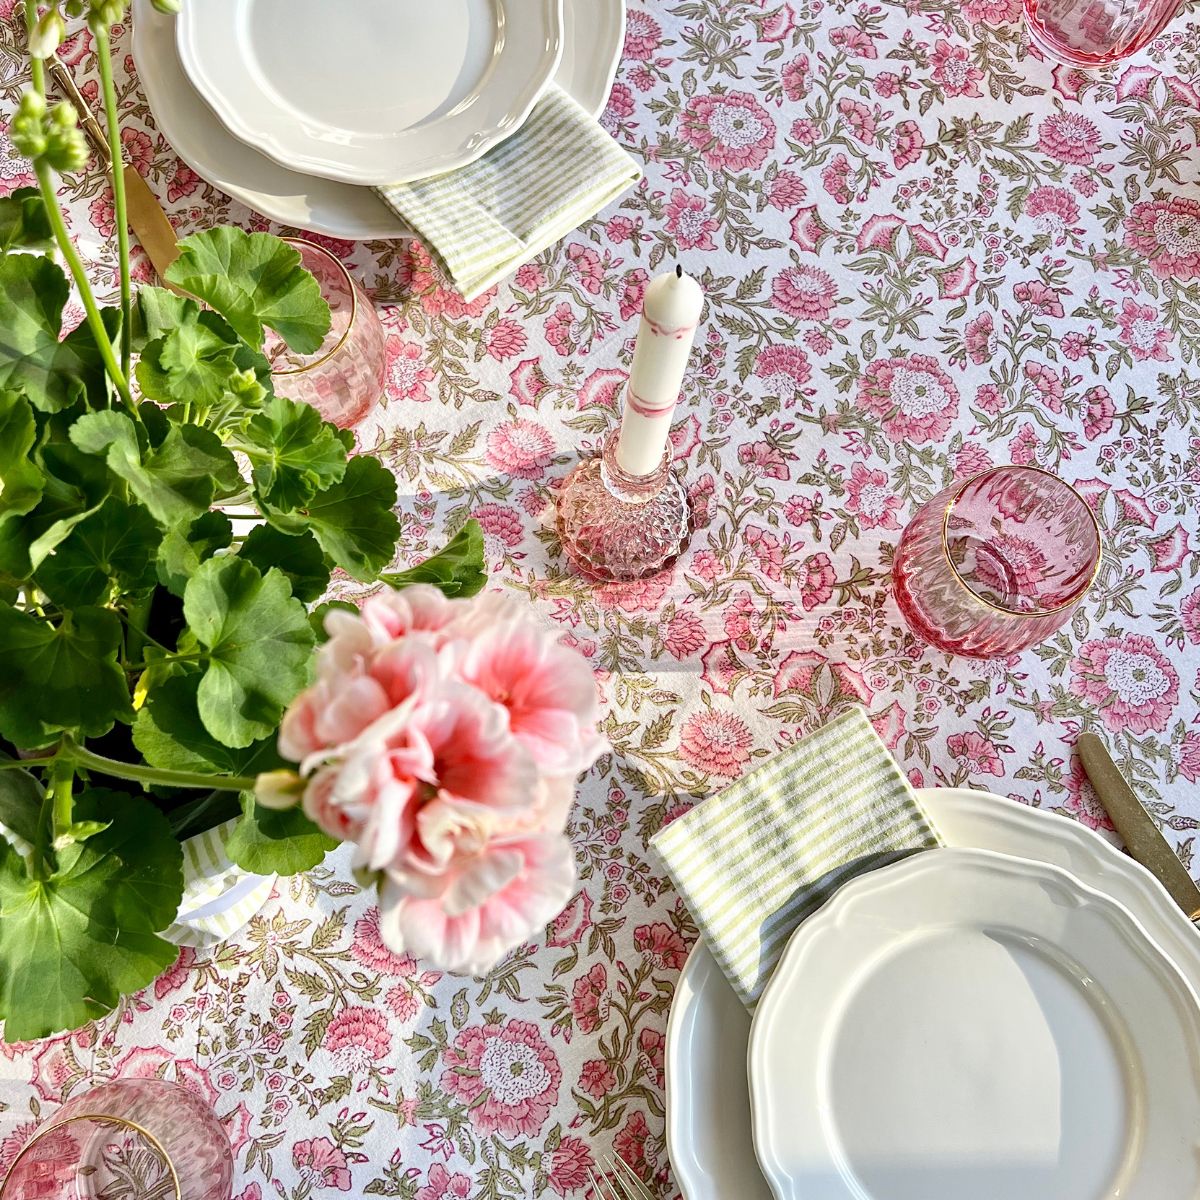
[47,55,113,165]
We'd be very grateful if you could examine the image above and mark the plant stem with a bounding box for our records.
[31,788,53,882]
[61,739,259,793]
[49,755,74,840]
[94,24,131,382]
[23,0,43,93]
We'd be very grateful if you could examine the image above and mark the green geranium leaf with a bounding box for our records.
[308,599,357,643]
[238,395,347,511]
[136,302,271,409]
[132,284,193,348]
[184,556,314,749]
[0,391,44,525]
[134,671,286,776]
[226,792,336,876]
[384,519,487,599]
[0,762,44,848]
[165,228,331,353]
[0,188,52,254]
[156,510,233,597]
[35,495,160,607]
[71,410,240,526]
[0,602,130,747]
[239,524,330,603]
[0,790,184,1041]
[266,454,399,582]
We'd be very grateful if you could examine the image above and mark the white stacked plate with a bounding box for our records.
[131,0,624,239]
[666,789,1200,1200]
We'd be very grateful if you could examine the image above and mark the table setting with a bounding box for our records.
[1,0,1200,1197]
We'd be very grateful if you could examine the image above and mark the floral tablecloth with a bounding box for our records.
[3,1,1200,1197]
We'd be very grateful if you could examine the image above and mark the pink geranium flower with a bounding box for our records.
[770,264,838,320]
[857,354,960,444]
[665,189,719,250]
[1069,634,1179,734]
[845,462,902,530]
[442,1020,561,1137]
[680,92,777,172]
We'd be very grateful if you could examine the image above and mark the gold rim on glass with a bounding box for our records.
[271,236,358,378]
[938,464,1103,619]
[0,1112,182,1200]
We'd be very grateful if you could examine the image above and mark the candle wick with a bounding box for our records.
[675,264,683,279]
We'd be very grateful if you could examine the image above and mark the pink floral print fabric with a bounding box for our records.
[2,2,1200,1196]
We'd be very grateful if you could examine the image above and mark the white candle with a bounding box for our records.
[615,265,704,476]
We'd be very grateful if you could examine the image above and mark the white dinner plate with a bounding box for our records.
[665,788,1200,1200]
[132,0,622,240]
[176,0,564,186]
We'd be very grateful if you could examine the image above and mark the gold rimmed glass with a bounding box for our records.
[266,237,388,429]
[892,465,1102,659]
[1,1078,233,1200]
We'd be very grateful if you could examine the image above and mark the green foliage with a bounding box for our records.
[0,188,52,254]
[0,791,184,1040]
[384,519,487,598]
[238,395,347,510]
[225,793,338,876]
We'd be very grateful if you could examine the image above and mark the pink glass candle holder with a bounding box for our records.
[1,1078,234,1200]
[892,465,1101,659]
[556,430,693,582]
[266,238,388,429]
[1024,0,1184,66]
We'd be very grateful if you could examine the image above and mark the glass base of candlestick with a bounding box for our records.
[556,431,693,582]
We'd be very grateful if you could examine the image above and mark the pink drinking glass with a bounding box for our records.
[266,238,388,429]
[1,1078,233,1200]
[892,465,1101,659]
[1023,0,1184,66]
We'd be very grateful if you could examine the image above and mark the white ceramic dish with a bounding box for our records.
[750,847,1200,1200]
[176,0,563,186]
[132,0,622,240]
[665,788,1200,1200]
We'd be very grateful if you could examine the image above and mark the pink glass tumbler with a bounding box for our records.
[892,466,1101,659]
[1024,0,1185,67]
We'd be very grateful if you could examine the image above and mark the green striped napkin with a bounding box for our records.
[651,707,941,1010]
[375,85,640,300]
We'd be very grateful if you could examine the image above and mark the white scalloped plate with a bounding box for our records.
[665,789,1200,1200]
[176,0,563,186]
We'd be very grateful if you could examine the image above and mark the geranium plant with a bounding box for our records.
[0,0,486,1041]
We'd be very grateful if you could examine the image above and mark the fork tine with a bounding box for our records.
[588,1164,619,1200]
[607,1152,657,1200]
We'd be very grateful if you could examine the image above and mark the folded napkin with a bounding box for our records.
[375,85,640,300]
[652,707,942,1009]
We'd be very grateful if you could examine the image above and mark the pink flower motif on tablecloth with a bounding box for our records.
[29,1037,84,1103]
[1069,635,1179,735]
[638,1027,666,1089]
[615,1110,654,1176]
[767,171,806,210]
[566,244,604,295]
[387,339,435,402]
[1083,387,1115,439]
[323,1007,391,1071]
[514,263,545,292]
[579,367,626,412]
[509,358,551,407]
[1146,525,1190,573]
[294,1138,352,1191]
[797,552,836,610]
[485,318,528,361]
[955,442,993,476]
[770,263,838,320]
[1116,297,1173,361]
[947,731,1005,777]
[701,640,746,694]
[442,1020,561,1138]
[821,153,852,203]
[892,120,924,169]
[634,922,690,970]
[595,571,672,612]
[1023,361,1064,412]
[1182,588,1200,644]
[930,40,983,97]
[829,25,878,56]
[790,205,831,251]
[1123,197,1200,280]
[663,609,706,659]
[415,1164,470,1200]
[474,501,523,549]
[548,890,593,948]
[604,81,636,127]
[579,1059,616,1099]
[89,192,115,239]
[111,1047,219,1109]
[546,1134,593,1197]
[782,54,810,100]
[1037,112,1100,164]
[153,946,195,1000]
[975,384,1004,414]
[387,984,419,1024]
[1010,422,1042,464]
[0,1120,37,1174]
[739,440,790,480]
[1174,733,1200,784]
[754,344,812,402]
[775,652,872,709]
[1013,280,1064,317]
[869,702,907,751]
[486,420,555,478]
[964,312,995,365]
[678,710,753,777]
[351,907,420,976]
[680,91,777,172]
[167,160,200,203]
[1060,760,1114,831]
[545,302,579,355]
[963,0,1019,21]
[571,963,609,1032]
[1025,186,1079,241]
[619,268,649,321]
[857,354,959,444]
[845,462,902,530]
[665,189,719,250]
[838,98,876,142]
[858,213,903,253]
[745,525,783,580]
[623,10,662,59]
